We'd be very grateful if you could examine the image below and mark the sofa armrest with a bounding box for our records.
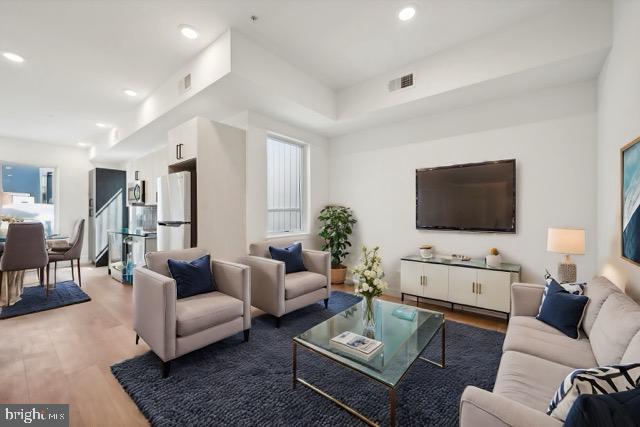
[511,282,545,317]
[212,259,251,330]
[133,266,177,361]
[303,249,330,278]
[243,255,285,317]
[460,386,562,427]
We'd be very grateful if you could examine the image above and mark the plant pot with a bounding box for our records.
[331,265,347,284]
[485,254,502,268]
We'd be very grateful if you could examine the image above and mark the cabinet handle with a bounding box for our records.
[420,275,424,286]
[178,143,184,159]
[472,282,475,293]
[478,283,482,294]
[175,144,180,160]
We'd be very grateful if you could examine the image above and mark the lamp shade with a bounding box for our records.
[547,228,585,255]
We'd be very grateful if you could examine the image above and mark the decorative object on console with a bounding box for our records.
[352,245,388,332]
[167,254,215,299]
[485,247,502,268]
[318,205,357,284]
[269,242,307,274]
[547,363,640,421]
[536,278,589,339]
[419,244,433,259]
[547,227,585,283]
[622,135,640,266]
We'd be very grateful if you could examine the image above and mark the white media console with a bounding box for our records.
[400,255,521,314]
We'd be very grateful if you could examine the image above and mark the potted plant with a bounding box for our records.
[486,247,502,268]
[318,205,357,284]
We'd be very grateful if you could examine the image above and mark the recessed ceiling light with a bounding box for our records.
[123,89,138,97]
[179,25,198,40]
[77,142,91,148]
[95,122,110,128]
[2,52,25,63]
[398,6,416,21]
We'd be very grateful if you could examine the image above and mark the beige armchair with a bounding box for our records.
[133,248,251,377]
[244,238,330,327]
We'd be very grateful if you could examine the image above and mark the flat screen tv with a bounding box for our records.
[416,159,516,232]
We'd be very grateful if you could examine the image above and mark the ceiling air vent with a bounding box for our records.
[181,73,192,92]
[388,73,414,92]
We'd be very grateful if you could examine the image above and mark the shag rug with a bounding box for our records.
[112,291,504,426]
[0,280,91,319]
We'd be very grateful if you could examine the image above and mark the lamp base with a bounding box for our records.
[557,261,577,283]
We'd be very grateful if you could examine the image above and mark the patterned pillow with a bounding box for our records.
[538,277,586,316]
[547,363,640,421]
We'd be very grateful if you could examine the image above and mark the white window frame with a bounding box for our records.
[266,133,309,237]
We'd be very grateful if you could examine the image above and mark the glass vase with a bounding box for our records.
[362,295,377,335]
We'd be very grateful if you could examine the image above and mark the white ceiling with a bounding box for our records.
[0,0,564,147]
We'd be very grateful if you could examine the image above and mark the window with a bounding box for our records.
[267,135,306,234]
[0,162,55,236]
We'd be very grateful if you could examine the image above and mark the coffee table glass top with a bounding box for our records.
[294,298,444,387]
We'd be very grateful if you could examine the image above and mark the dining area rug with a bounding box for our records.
[0,280,90,319]
[111,291,505,426]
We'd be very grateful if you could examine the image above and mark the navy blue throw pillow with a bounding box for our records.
[564,388,640,427]
[167,254,215,299]
[269,243,307,274]
[536,279,589,339]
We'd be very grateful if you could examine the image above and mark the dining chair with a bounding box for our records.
[0,222,49,305]
[47,219,85,287]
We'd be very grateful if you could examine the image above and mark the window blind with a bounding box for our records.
[267,136,304,234]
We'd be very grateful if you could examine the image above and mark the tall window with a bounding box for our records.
[0,162,56,236]
[267,135,305,234]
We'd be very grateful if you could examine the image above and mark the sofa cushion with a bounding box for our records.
[564,388,640,427]
[168,254,215,299]
[269,243,307,274]
[493,351,574,413]
[145,247,208,277]
[622,330,640,364]
[590,293,640,366]
[536,279,589,339]
[285,271,327,300]
[582,276,622,337]
[547,363,640,421]
[504,317,597,368]
[176,291,243,337]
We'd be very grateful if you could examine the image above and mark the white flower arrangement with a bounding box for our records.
[352,245,388,299]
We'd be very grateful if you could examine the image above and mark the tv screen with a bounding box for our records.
[416,159,516,232]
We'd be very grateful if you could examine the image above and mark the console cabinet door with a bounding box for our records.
[400,261,424,297]
[475,270,511,312]
[448,267,477,306]
[422,263,449,301]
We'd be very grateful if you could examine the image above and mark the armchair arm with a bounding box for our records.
[212,259,251,330]
[460,386,561,427]
[132,267,177,361]
[243,255,285,317]
[511,282,545,317]
[303,249,331,294]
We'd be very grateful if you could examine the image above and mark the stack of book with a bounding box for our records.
[330,331,384,361]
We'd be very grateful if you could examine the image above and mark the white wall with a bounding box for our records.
[329,84,598,294]
[223,111,330,249]
[0,137,115,260]
[597,0,640,301]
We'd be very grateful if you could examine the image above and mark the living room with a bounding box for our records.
[0,0,639,426]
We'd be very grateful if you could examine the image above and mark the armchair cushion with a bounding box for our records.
[285,271,326,300]
[176,291,244,336]
[168,254,215,299]
[269,243,306,274]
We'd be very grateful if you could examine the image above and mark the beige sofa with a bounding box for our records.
[460,276,640,427]
[244,237,331,327]
[133,248,251,377]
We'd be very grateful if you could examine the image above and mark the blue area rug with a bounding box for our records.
[0,280,90,319]
[111,292,504,426]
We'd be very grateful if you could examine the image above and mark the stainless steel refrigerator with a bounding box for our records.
[157,171,191,250]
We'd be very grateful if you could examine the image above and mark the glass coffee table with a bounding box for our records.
[292,298,445,426]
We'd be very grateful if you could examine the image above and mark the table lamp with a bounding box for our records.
[547,227,585,283]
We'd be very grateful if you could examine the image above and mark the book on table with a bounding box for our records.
[330,331,384,361]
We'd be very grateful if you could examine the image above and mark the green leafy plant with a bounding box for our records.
[318,205,357,268]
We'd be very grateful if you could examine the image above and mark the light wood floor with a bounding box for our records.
[0,266,507,426]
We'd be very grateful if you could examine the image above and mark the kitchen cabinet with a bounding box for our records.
[168,118,198,165]
[400,255,520,314]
